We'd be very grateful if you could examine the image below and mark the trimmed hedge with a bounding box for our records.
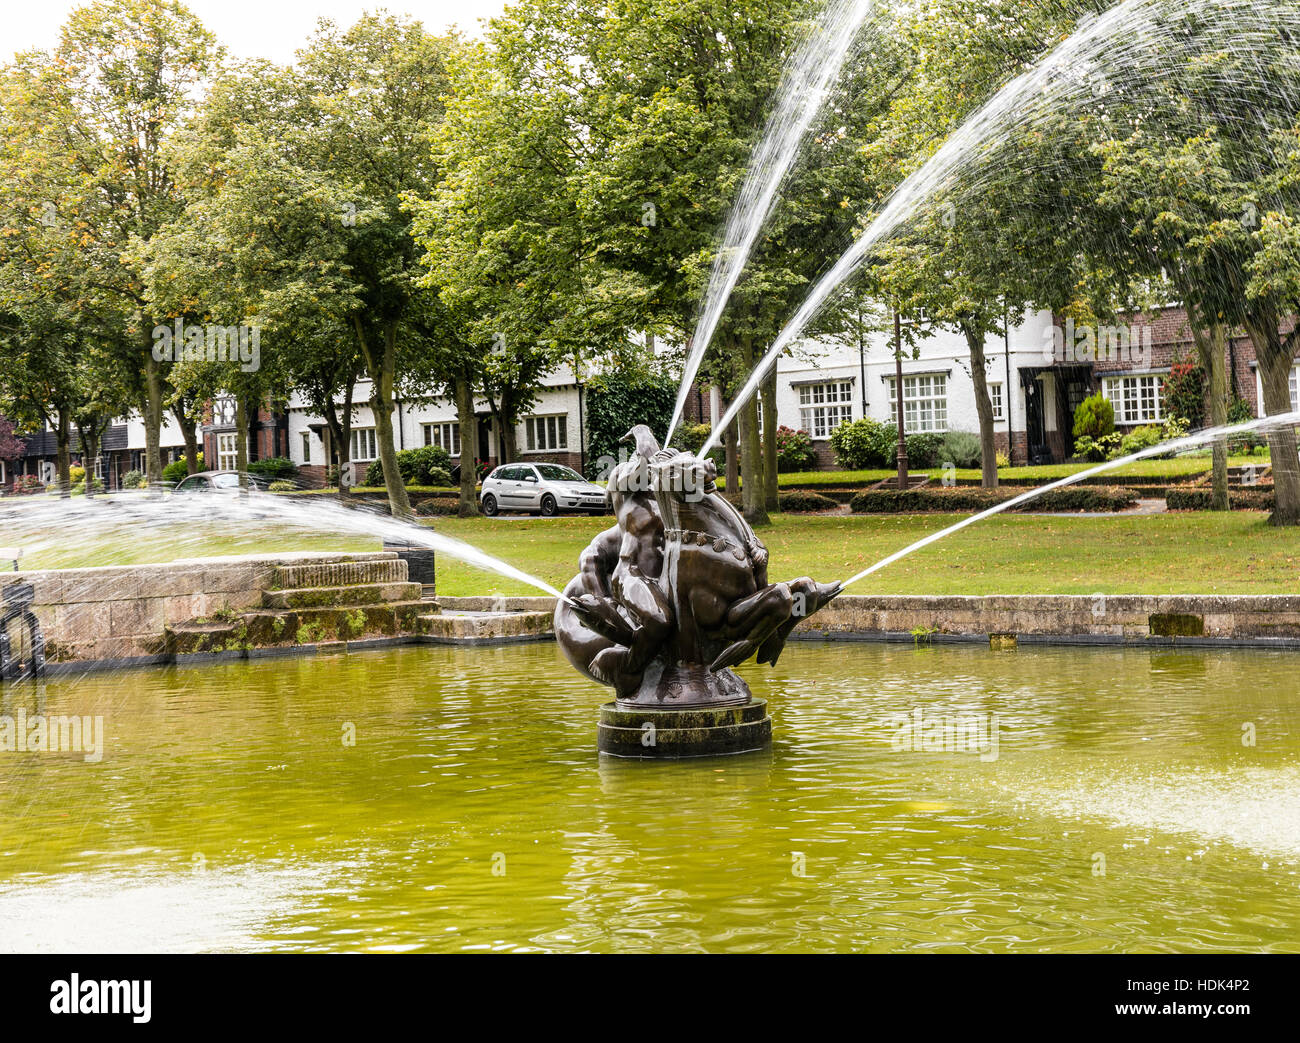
[778,490,840,513]
[1166,489,1275,511]
[415,497,465,516]
[851,485,1138,514]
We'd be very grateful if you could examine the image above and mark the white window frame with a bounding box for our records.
[350,427,378,462]
[798,380,854,439]
[989,382,1004,422]
[887,373,949,434]
[301,431,312,463]
[524,414,568,452]
[217,433,238,471]
[1102,375,1163,425]
[1290,365,1298,413]
[423,421,461,455]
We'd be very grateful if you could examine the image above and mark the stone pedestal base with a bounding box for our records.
[597,699,772,758]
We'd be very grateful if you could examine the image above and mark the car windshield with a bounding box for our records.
[535,464,584,482]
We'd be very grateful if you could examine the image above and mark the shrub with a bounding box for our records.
[829,417,897,469]
[268,480,297,492]
[850,485,1137,513]
[1116,424,1164,458]
[1227,398,1265,453]
[778,489,839,513]
[1163,361,1207,425]
[162,455,198,484]
[68,465,86,484]
[365,444,453,488]
[935,430,982,469]
[415,496,462,516]
[11,474,43,495]
[247,457,297,481]
[408,466,451,488]
[672,422,712,456]
[905,432,945,469]
[774,426,817,472]
[995,451,1010,469]
[1073,393,1115,443]
[121,469,146,490]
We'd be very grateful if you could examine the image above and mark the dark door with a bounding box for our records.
[1023,375,1050,464]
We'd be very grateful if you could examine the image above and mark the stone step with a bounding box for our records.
[266,559,408,591]
[262,582,422,610]
[243,601,429,644]
[419,610,554,643]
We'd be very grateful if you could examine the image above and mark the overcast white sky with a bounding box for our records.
[3,1,510,64]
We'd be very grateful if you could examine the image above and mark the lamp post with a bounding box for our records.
[894,308,908,490]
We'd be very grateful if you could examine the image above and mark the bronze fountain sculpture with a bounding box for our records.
[556,425,840,757]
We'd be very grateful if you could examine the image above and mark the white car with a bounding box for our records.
[480,462,608,517]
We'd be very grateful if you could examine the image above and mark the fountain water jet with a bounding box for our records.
[664,0,884,445]
[837,412,1300,591]
[697,0,1300,457]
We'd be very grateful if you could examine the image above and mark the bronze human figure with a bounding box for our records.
[555,424,839,709]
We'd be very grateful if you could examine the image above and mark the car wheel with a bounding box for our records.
[482,494,499,517]
[540,494,559,517]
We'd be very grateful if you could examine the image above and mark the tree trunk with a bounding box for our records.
[1190,323,1229,510]
[724,399,739,499]
[761,367,778,511]
[1246,313,1300,526]
[77,423,100,498]
[172,403,200,475]
[498,389,520,464]
[738,336,769,526]
[55,405,71,498]
[358,319,412,519]
[142,353,165,489]
[962,323,999,489]
[235,398,249,495]
[455,371,479,517]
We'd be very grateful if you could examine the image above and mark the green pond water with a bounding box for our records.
[1,640,1298,953]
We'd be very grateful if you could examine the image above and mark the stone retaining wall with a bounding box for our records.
[792,594,1300,644]
[0,552,398,664]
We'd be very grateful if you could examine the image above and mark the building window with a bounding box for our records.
[989,383,1004,421]
[301,432,311,463]
[887,374,948,433]
[1290,366,1298,413]
[212,396,237,426]
[350,428,378,461]
[525,415,568,452]
[217,433,238,471]
[1102,375,1163,424]
[424,422,461,455]
[798,381,854,439]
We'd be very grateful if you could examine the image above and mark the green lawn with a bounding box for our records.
[421,511,1300,597]
[763,451,1271,488]
[11,508,1297,598]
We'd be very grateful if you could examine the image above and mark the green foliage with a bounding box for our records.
[851,486,1137,513]
[415,497,463,516]
[1167,489,1274,511]
[829,417,899,469]
[1227,398,1265,452]
[827,417,945,470]
[777,490,839,513]
[121,469,146,490]
[774,426,816,473]
[1073,394,1116,443]
[268,480,297,492]
[365,445,453,488]
[1162,362,1207,425]
[247,457,297,481]
[68,465,86,484]
[671,422,713,456]
[162,454,200,484]
[935,431,983,469]
[905,432,946,470]
[584,374,677,478]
